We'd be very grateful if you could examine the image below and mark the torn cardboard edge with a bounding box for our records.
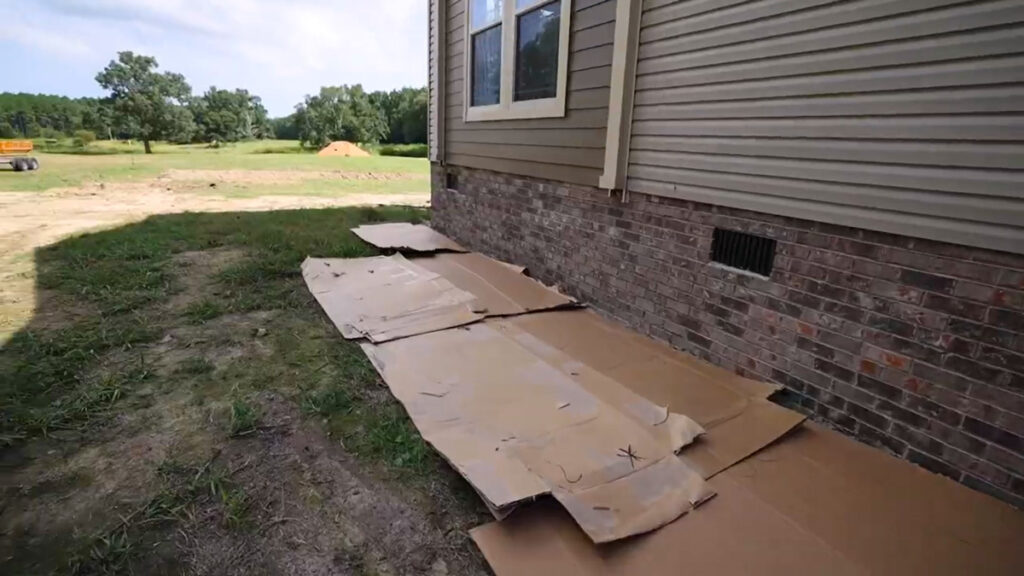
[360,319,711,543]
[470,423,1024,576]
[351,222,467,253]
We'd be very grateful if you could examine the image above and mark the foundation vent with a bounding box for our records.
[711,228,776,277]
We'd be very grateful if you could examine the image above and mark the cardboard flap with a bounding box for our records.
[360,320,708,541]
[552,456,714,544]
[470,423,1024,576]
[415,252,575,316]
[351,222,467,253]
[302,255,481,342]
[504,310,805,476]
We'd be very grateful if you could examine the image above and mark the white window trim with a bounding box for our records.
[463,0,572,122]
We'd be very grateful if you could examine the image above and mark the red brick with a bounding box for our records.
[432,166,1024,508]
[898,268,957,295]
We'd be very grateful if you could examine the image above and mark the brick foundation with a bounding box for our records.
[431,163,1024,507]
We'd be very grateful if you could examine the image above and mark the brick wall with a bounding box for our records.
[431,163,1024,507]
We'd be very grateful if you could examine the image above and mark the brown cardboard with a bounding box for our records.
[471,423,1024,575]
[351,222,467,253]
[303,253,576,343]
[414,252,575,316]
[360,319,710,543]
[301,254,480,342]
[503,310,805,477]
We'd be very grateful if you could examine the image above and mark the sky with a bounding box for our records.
[0,0,428,117]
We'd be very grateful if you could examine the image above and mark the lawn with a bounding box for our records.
[0,139,429,193]
[0,207,489,575]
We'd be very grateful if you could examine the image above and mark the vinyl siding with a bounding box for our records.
[627,0,1024,255]
[444,0,615,187]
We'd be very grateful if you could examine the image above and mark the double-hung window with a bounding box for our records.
[464,0,571,122]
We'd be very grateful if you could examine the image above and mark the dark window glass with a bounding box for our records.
[471,25,502,107]
[515,1,560,102]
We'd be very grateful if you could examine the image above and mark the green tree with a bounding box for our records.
[270,114,298,140]
[294,85,387,149]
[95,51,193,153]
[192,87,273,143]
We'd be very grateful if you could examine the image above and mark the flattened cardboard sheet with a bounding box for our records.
[351,222,467,253]
[302,254,480,342]
[361,319,710,543]
[503,310,805,477]
[415,252,575,316]
[303,253,575,343]
[471,423,1024,576]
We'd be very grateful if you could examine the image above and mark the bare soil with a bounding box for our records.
[159,169,410,184]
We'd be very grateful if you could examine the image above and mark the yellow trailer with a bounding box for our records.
[0,140,39,171]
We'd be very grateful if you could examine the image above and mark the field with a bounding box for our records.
[0,143,495,575]
[3,140,428,194]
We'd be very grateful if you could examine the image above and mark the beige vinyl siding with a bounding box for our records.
[627,0,1024,254]
[444,0,615,187]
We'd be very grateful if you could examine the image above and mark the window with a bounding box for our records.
[464,0,571,122]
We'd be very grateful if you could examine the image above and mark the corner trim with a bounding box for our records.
[599,0,642,190]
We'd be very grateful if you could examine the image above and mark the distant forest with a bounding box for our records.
[0,51,427,151]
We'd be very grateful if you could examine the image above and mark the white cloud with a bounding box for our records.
[2,0,428,115]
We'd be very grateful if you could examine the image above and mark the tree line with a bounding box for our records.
[0,51,427,153]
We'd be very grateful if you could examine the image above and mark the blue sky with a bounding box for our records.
[0,0,428,117]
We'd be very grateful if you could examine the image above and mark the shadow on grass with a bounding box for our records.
[0,204,488,574]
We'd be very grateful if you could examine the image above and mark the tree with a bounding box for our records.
[95,51,193,153]
[192,87,273,143]
[270,114,299,141]
[294,85,387,149]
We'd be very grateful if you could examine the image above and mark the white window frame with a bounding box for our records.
[463,0,572,122]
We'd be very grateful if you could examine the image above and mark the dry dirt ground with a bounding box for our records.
[0,177,496,574]
[0,170,427,341]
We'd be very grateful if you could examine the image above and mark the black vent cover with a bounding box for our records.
[711,228,776,276]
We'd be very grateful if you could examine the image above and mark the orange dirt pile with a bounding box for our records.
[317,141,370,157]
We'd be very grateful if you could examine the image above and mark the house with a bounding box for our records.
[426,0,1024,506]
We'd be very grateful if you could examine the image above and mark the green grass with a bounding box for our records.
[0,139,429,192]
[0,204,484,573]
[228,398,260,436]
[0,205,425,446]
[66,457,250,575]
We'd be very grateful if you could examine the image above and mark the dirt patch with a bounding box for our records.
[179,394,487,576]
[149,311,277,375]
[159,169,413,184]
[0,179,427,341]
[168,248,248,311]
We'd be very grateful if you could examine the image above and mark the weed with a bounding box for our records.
[229,399,260,436]
[184,299,224,324]
[348,405,431,473]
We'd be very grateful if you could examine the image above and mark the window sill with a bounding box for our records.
[465,96,566,122]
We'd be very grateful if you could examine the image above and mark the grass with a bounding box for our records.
[229,398,260,436]
[66,457,250,575]
[0,204,486,573]
[0,205,425,446]
[0,139,429,193]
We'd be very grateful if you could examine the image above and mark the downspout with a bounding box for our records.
[598,0,643,203]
